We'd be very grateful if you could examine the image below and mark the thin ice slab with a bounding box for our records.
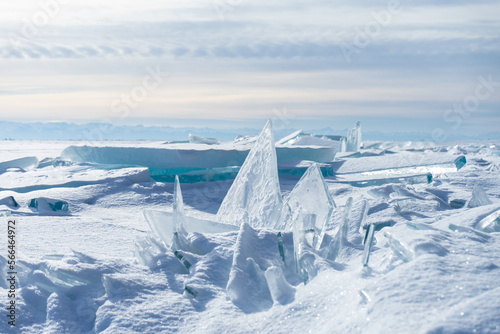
[0,156,39,172]
[144,210,238,246]
[217,120,283,228]
[331,153,466,176]
[333,173,433,188]
[468,185,492,208]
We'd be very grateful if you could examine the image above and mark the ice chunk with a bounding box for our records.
[0,196,19,208]
[264,266,295,305]
[346,121,362,152]
[326,197,353,262]
[384,232,414,263]
[173,175,187,235]
[217,120,283,228]
[475,210,500,233]
[450,199,466,209]
[134,235,166,267]
[467,184,492,208]
[189,134,219,145]
[278,164,335,251]
[0,156,39,172]
[362,223,375,267]
[29,197,69,213]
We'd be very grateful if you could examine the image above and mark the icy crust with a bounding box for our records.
[0,156,39,171]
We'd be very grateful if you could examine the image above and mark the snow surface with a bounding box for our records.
[1,140,500,333]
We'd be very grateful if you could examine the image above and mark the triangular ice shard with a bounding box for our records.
[468,184,492,208]
[217,120,283,228]
[278,164,335,251]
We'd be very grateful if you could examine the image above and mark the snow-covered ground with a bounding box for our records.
[1,139,499,333]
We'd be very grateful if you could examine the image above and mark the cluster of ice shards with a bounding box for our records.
[217,120,283,228]
[346,121,362,152]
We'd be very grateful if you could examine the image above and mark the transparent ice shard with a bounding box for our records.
[189,134,218,145]
[29,197,69,212]
[346,121,362,152]
[278,164,335,251]
[173,175,187,237]
[217,120,283,228]
[334,173,432,188]
[475,210,500,233]
[384,232,414,263]
[326,197,353,262]
[264,266,295,305]
[0,156,39,172]
[362,224,375,267]
[39,263,92,289]
[467,184,492,208]
[134,235,165,267]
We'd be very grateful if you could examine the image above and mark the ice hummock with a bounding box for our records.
[217,120,283,228]
[189,134,219,145]
[475,210,500,233]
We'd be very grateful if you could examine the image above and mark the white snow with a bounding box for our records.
[0,138,499,334]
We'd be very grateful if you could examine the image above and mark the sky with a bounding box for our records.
[0,0,499,137]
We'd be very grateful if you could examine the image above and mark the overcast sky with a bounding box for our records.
[0,0,499,135]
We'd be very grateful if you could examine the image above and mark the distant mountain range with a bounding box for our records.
[1,121,499,142]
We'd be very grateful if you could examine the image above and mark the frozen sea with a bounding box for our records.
[0,139,499,333]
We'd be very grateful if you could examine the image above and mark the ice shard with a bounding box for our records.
[326,197,353,262]
[362,223,375,267]
[346,121,362,152]
[173,175,187,235]
[475,209,500,233]
[217,120,283,228]
[384,232,414,263]
[339,137,347,153]
[467,184,492,208]
[277,232,286,264]
[29,198,69,213]
[278,164,335,251]
[144,209,238,246]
